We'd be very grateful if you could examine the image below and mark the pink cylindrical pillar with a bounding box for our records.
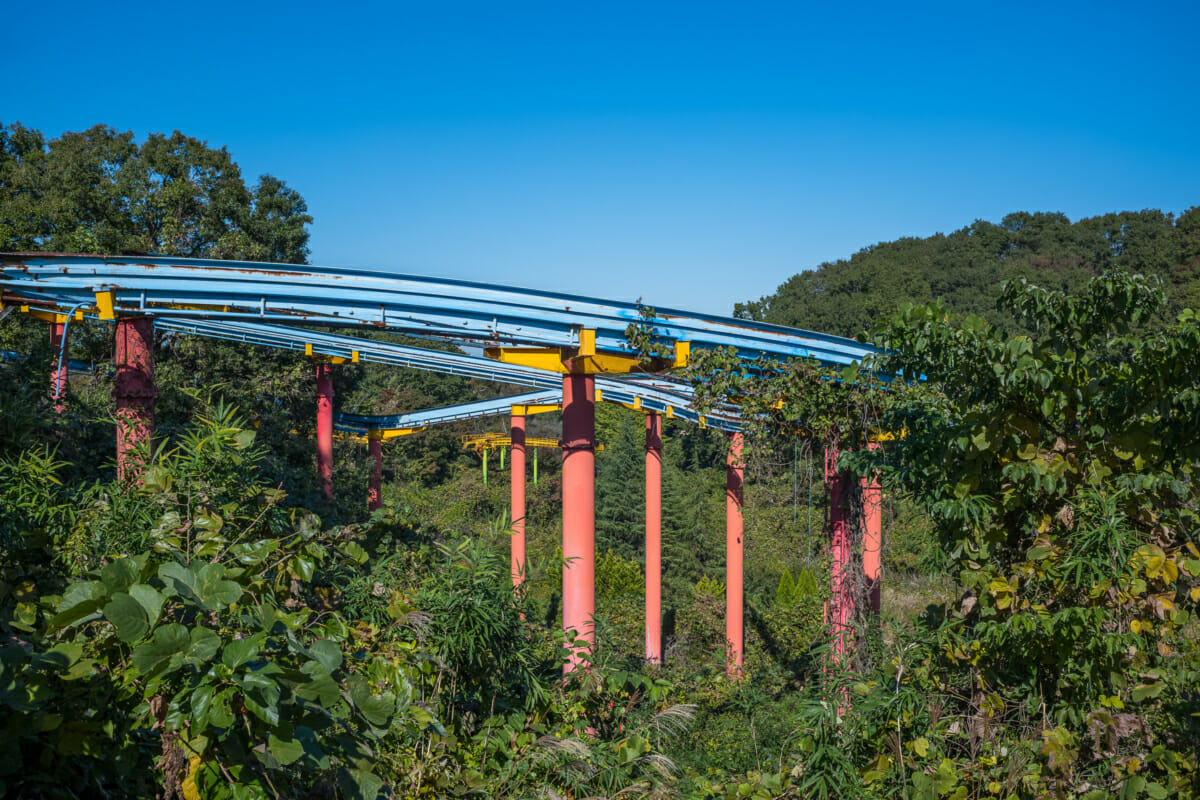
[825,442,852,662]
[50,321,68,413]
[114,317,156,483]
[316,363,334,502]
[862,441,883,614]
[561,373,596,672]
[726,431,744,678]
[645,412,663,664]
[367,430,383,511]
[511,413,527,588]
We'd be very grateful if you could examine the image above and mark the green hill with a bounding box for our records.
[736,208,1200,338]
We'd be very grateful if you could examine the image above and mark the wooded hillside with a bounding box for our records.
[737,209,1200,338]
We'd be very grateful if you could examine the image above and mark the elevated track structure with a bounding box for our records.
[1,252,882,674]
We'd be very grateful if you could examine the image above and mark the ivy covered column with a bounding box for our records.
[114,317,156,483]
[825,441,853,663]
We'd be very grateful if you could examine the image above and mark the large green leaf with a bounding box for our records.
[158,561,198,600]
[131,623,190,675]
[103,592,149,643]
[229,539,277,566]
[50,582,106,628]
[294,662,340,706]
[222,634,264,669]
[99,557,141,594]
[194,563,243,610]
[308,639,343,673]
[238,671,281,725]
[348,675,394,728]
[30,642,83,671]
[268,731,305,766]
[186,626,222,664]
[337,766,383,800]
[128,583,165,627]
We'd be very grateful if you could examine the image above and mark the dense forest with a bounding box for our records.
[2,123,1198,799]
[737,209,1200,339]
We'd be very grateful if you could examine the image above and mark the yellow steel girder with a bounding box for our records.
[485,329,690,374]
[304,342,359,364]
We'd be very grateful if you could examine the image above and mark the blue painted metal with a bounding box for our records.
[336,389,560,434]
[152,318,743,431]
[0,349,93,372]
[0,253,876,366]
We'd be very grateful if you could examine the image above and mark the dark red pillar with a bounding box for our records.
[645,412,663,664]
[726,431,744,678]
[316,363,334,502]
[561,373,596,672]
[50,321,68,413]
[114,317,156,483]
[862,441,883,614]
[511,413,527,588]
[367,430,383,511]
[825,441,853,662]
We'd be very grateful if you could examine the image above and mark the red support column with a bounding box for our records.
[114,317,156,483]
[367,429,383,512]
[50,321,68,413]
[561,373,596,672]
[862,441,883,614]
[825,442,853,663]
[726,431,744,678]
[316,363,334,502]
[511,413,527,588]
[645,412,663,665]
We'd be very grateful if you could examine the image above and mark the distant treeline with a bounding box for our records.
[737,208,1200,338]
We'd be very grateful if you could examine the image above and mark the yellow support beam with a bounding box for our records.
[461,432,603,454]
[673,340,690,369]
[304,342,351,365]
[511,402,561,416]
[95,291,115,321]
[485,328,690,375]
[351,426,424,444]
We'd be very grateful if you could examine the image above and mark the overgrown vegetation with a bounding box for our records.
[3,122,1198,797]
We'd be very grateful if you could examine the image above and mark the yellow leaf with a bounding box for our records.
[907,737,930,758]
[183,756,202,800]
[1130,619,1142,633]
[1162,560,1179,583]
[1190,587,1200,602]
[861,755,892,783]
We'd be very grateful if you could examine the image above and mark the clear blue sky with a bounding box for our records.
[4,0,1198,315]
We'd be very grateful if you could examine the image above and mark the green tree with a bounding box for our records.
[835,271,1200,796]
[0,122,311,262]
[738,208,1200,338]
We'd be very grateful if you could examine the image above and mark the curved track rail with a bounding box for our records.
[0,253,875,366]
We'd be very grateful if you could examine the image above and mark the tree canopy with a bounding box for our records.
[0,122,312,263]
[738,209,1200,338]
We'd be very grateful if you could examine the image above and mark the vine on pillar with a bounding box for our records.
[114,317,157,483]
